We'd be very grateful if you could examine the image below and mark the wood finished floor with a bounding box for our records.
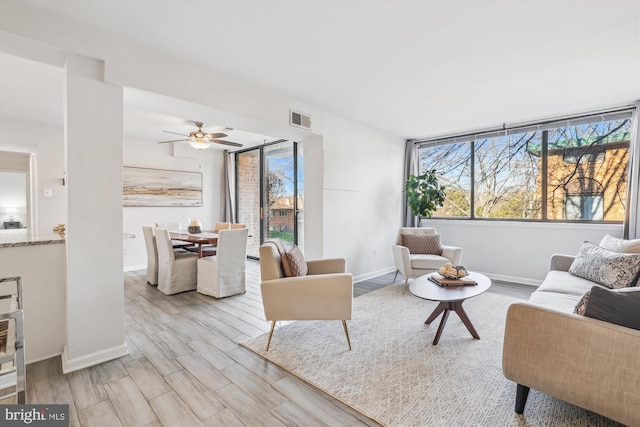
[4,262,534,427]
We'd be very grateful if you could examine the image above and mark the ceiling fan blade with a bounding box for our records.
[205,132,228,139]
[212,139,243,147]
[162,131,190,137]
[157,139,188,144]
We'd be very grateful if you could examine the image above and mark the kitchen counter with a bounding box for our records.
[0,230,65,248]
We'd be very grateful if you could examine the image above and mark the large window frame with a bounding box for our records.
[415,108,634,223]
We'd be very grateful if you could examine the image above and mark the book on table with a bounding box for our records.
[429,275,477,287]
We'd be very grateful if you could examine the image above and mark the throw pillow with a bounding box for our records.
[282,244,308,277]
[575,286,640,331]
[569,241,640,289]
[599,234,640,254]
[574,289,591,316]
[401,233,443,255]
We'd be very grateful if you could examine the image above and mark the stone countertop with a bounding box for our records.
[0,230,65,248]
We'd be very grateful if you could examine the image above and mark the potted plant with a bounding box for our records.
[405,169,446,225]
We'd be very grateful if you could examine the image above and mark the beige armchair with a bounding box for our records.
[259,239,353,351]
[197,228,248,298]
[392,227,463,291]
[154,228,199,295]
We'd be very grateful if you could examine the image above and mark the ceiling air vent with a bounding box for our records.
[290,110,311,130]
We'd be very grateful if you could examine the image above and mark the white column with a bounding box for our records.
[62,55,127,373]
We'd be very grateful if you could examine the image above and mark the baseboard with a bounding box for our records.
[354,267,396,283]
[124,264,146,272]
[61,343,129,374]
[27,352,62,365]
[477,271,541,287]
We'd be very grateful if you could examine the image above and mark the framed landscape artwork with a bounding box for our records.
[123,166,203,207]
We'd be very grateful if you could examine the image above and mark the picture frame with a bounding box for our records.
[123,166,203,207]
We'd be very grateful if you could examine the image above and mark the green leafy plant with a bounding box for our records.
[405,169,446,224]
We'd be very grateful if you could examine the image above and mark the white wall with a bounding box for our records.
[123,140,225,271]
[422,219,624,285]
[0,118,66,232]
[63,56,126,373]
[320,113,405,280]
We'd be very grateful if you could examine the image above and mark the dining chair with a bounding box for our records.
[142,226,158,285]
[231,223,246,229]
[154,228,199,295]
[192,222,232,257]
[155,222,194,250]
[214,222,231,232]
[197,228,249,298]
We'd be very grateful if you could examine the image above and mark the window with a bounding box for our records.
[417,110,632,222]
[279,210,288,216]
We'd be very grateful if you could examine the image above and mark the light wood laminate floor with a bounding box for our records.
[5,262,533,426]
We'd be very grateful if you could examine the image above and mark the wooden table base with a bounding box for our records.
[424,300,480,345]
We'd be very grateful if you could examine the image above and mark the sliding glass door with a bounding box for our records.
[236,141,303,258]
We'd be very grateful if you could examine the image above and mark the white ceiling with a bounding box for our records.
[1,0,639,145]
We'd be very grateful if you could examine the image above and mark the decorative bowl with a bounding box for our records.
[439,266,468,280]
[187,225,202,234]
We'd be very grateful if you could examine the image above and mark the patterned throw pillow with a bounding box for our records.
[574,290,592,315]
[569,241,640,289]
[401,233,443,255]
[282,244,308,277]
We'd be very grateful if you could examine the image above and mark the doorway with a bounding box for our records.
[236,140,303,258]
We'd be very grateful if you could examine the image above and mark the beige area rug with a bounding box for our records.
[241,284,624,427]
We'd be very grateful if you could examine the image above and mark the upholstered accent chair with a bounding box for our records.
[142,226,159,285]
[259,239,353,351]
[392,227,463,291]
[154,228,199,295]
[197,228,249,298]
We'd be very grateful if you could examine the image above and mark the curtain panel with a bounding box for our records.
[403,140,419,227]
[222,151,236,223]
[624,103,640,239]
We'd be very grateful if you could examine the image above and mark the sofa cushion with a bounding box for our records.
[282,245,308,277]
[576,286,640,330]
[537,270,602,297]
[528,290,583,314]
[569,241,640,289]
[410,254,451,270]
[599,234,640,254]
[401,233,442,255]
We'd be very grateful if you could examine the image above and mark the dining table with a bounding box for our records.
[169,231,218,258]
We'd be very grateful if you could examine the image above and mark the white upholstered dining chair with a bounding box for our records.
[392,227,463,292]
[142,226,158,285]
[154,228,199,295]
[197,228,249,298]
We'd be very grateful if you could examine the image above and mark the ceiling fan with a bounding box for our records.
[158,121,242,149]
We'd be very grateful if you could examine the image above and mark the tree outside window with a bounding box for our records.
[418,115,631,222]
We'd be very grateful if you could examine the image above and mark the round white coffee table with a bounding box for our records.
[409,271,491,345]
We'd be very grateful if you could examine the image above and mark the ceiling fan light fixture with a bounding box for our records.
[189,139,210,150]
